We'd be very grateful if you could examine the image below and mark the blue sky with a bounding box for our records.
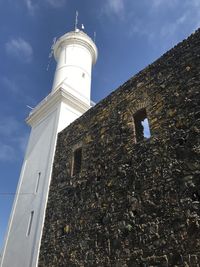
[0,0,200,251]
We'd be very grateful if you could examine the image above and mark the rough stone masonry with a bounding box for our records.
[39,29,200,266]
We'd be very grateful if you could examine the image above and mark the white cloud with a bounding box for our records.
[151,0,179,9]
[0,116,29,162]
[128,0,200,52]
[158,4,200,46]
[24,0,66,11]
[24,0,38,14]
[25,0,34,11]
[17,134,29,154]
[5,38,33,63]
[186,0,200,8]
[12,132,29,155]
[151,0,163,8]
[103,0,125,16]
[184,0,200,30]
[45,0,66,8]
[1,77,19,94]
[0,144,15,162]
[0,116,19,162]
[0,117,20,137]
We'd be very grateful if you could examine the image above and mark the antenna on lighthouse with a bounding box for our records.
[75,10,79,31]
[47,37,57,71]
[94,31,96,43]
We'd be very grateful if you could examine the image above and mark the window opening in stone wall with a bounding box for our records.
[72,147,82,176]
[27,211,34,237]
[133,108,151,142]
[35,172,41,194]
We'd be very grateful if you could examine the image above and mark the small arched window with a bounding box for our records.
[72,147,82,176]
[133,108,151,142]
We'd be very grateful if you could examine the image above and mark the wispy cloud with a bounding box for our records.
[24,0,38,14]
[0,117,21,137]
[0,116,20,162]
[0,144,16,162]
[128,0,200,52]
[17,134,29,154]
[5,38,33,63]
[45,0,67,8]
[103,0,125,16]
[151,0,163,8]
[1,77,19,94]
[151,0,179,9]
[0,116,29,162]
[0,76,37,111]
[24,0,66,12]
[184,0,200,30]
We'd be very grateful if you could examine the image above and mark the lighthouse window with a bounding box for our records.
[133,108,151,142]
[35,172,41,193]
[27,211,34,237]
[82,72,85,78]
[72,147,82,176]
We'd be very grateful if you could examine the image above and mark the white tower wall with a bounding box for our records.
[52,45,92,101]
[52,30,97,106]
[1,29,97,267]
[1,108,59,267]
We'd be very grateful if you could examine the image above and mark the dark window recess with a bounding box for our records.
[27,211,34,236]
[35,172,41,193]
[72,147,82,175]
[133,108,151,142]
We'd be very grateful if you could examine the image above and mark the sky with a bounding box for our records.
[0,0,200,252]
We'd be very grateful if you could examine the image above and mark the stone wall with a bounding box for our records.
[39,29,200,266]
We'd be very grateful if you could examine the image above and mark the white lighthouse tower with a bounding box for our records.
[1,27,98,267]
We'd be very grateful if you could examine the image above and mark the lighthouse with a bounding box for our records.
[1,28,98,267]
